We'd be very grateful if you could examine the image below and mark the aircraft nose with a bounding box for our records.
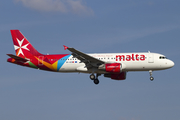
[168,60,175,68]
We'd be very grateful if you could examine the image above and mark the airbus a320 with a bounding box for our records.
[7,30,174,84]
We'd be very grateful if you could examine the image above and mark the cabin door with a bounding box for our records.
[148,53,154,63]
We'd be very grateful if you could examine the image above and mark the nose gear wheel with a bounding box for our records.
[149,70,154,81]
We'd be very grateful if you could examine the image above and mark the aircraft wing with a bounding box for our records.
[63,45,104,67]
[7,54,29,62]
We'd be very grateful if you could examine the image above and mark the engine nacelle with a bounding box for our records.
[104,72,127,80]
[99,63,122,73]
[105,63,122,73]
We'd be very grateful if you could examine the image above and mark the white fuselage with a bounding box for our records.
[59,52,174,73]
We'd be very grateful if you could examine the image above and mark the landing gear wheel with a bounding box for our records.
[90,74,95,80]
[94,79,99,85]
[150,77,154,81]
[149,70,154,81]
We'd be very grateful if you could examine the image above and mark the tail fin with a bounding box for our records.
[10,30,41,58]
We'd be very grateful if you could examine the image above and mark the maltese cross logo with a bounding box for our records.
[14,38,29,56]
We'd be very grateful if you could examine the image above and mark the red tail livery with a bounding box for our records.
[11,30,41,57]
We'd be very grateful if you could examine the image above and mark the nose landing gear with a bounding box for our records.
[90,73,101,85]
[149,70,154,81]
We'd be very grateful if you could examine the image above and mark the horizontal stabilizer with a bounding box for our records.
[7,54,28,62]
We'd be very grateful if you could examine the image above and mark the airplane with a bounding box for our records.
[7,30,174,84]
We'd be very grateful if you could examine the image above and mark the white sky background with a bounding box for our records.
[0,0,180,120]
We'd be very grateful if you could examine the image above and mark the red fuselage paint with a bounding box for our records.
[116,54,145,61]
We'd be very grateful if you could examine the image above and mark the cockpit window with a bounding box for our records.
[159,56,167,59]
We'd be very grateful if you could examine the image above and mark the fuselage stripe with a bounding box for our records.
[57,55,71,71]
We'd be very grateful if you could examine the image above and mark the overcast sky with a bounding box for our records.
[1,0,180,120]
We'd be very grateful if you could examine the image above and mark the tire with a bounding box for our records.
[150,77,154,81]
[90,74,95,80]
[94,79,99,85]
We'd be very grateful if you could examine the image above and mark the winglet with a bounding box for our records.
[63,45,68,50]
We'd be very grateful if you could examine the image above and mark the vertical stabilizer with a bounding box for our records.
[10,30,41,58]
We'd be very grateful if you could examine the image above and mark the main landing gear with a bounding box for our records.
[149,70,154,81]
[90,73,101,85]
